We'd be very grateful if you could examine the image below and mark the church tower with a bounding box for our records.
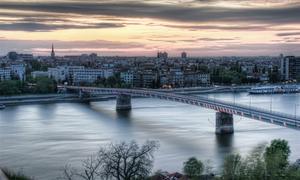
[51,44,55,59]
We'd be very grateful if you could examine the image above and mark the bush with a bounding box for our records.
[183,157,204,178]
[1,168,32,180]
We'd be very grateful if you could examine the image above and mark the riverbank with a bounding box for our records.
[0,94,116,107]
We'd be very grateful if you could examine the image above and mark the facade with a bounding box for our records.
[281,56,300,81]
[48,66,68,82]
[198,73,210,86]
[19,54,34,61]
[181,52,187,59]
[103,68,114,78]
[0,68,11,81]
[31,71,49,78]
[73,69,104,84]
[120,71,134,85]
[10,64,26,81]
[157,51,168,59]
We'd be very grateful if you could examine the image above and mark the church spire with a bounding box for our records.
[51,44,55,59]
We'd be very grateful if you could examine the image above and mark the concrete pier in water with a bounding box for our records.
[215,112,234,134]
[116,94,132,110]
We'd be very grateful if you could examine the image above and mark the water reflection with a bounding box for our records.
[215,134,234,150]
[116,110,132,119]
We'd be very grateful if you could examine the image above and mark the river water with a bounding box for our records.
[1,92,300,179]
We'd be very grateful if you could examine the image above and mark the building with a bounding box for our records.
[31,71,49,79]
[103,68,114,78]
[120,71,134,86]
[73,69,103,84]
[198,73,210,86]
[181,52,187,59]
[0,67,11,81]
[51,44,55,59]
[48,66,68,82]
[10,64,26,81]
[157,51,168,60]
[281,56,300,81]
[19,54,34,61]
[141,70,157,88]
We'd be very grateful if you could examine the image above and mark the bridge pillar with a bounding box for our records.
[215,112,234,135]
[116,94,131,111]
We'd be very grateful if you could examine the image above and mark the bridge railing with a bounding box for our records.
[196,96,300,121]
[60,86,300,123]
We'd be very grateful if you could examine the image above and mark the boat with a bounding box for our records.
[0,104,5,110]
[249,85,300,94]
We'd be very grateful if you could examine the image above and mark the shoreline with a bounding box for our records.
[0,94,117,107]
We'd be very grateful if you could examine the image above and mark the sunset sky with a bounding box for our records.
[1,0,300,56]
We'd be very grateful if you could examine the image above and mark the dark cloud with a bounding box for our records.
[1,1,300,25]
[0,39,144,50]
[277,32,300,36]
[0,22,124,32]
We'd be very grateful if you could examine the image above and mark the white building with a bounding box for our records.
[0,67,11,81]
[103,68,114,78]
[73,69,104,84]
[48,66,69,82]
[10,64,26,81]
[31,71,49,78]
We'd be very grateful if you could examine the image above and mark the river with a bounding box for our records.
[1,92,300,179]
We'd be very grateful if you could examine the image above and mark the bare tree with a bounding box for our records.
[61,140,159,180]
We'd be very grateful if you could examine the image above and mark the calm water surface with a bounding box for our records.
[1,92,300,179]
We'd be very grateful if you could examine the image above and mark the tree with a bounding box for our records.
[221,154,245,180]
[264,139,290,179]
[183,157,204,178]
[62,141,159,180]
[35,77,57,94]
[0,80,24,95]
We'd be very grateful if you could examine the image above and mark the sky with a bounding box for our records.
[0,0,300,56]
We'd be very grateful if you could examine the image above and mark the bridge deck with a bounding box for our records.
[60,86,300,130]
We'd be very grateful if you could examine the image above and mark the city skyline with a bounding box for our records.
[1,0,300,56]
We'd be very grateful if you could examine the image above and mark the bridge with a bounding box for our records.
[59,86,300,135]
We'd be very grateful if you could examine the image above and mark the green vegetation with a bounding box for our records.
[0,80,24,95]
[211,66,259,85]
[219,139,299,180]
[3,139,300,180]
[0,77,57,96]
[1,168,32,180]
[183,157,204,179]
[94,73,131,88]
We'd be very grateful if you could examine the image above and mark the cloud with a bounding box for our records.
[277,32,300,37]
[162,24,270,31]
[0,22,124,32]
[176,42,300,56]
[1,1,300,25]
[197,37,238,41]
[0,39,147,55]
